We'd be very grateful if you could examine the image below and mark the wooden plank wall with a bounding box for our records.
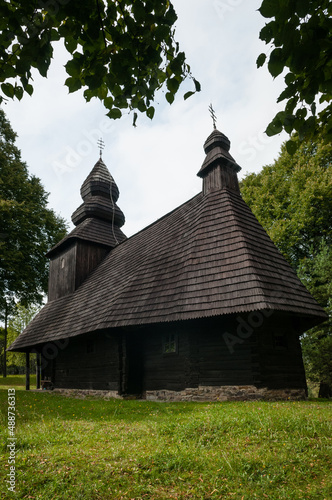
[48,243,77,301]
[48,241,109,302]
[198,320,257,387]
[75,241,109,290]
[142,317,258,391]
[143,325,188,391]
[257,315,307,390]
[43,331,120,390]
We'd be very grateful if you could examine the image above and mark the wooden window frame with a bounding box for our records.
[162,333,178,355]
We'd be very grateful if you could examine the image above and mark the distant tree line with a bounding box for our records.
[241,136,332,397]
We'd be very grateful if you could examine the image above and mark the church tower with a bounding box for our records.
[47,158,126,301]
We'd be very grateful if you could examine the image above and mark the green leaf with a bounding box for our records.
[184,91,195,100]
[284,114,295,133]
[64,37,78,53]
[50,29,61,42]
[65,58,82,77]
[259,0,277,18]
[1,83,14,98]
[166,77,180,94]
[193,78,201,92]
[85,73,104,91]
[268,48,285,78]
[259,22,274,43]
[284,72,295,85]
[14,85,23,101]
[137,99,146,113]
[25,84,33,96]
[146,106,155,120]
[97,84,108,100]
[266,118,283,136]
[65,77,82,93]
[285,140,298,155]
[256,53,267,68]
[133,112,138,127]
[165,92,174,104]
[106,108,122,119]
[103,96,114,109]
[84,89,97,102]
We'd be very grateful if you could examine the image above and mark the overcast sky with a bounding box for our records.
[4,0,287,237]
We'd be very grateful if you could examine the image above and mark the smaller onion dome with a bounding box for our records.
[197,129,242,194]
[71,159,125,228]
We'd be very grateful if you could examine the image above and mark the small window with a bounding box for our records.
[86,339,95,354]
[163,333,178,354]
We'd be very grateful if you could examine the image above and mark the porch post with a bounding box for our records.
[25,352,30,391]
[36,352,41,389]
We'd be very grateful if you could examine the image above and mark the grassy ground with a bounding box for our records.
[0,374,36,391]
[0,379,331,499]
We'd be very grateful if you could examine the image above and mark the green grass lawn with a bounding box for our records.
[0,379,331,500]
[0,374,36,391]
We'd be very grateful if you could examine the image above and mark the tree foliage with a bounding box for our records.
[240,136,332,392]
[257,0,332,153]
[240,137,332,269]
[1,303,40,372]
[298,242,332,395]
[0,108,67,317]
[0,0,199,125]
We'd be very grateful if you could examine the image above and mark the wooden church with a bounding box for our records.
[8,127,327,400]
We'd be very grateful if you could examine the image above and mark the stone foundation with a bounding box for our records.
[52,388,121,399]
[47,385,306,401]
[145,385,307,402]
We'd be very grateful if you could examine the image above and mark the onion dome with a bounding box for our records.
[197,129,241,194]
[72,159,125,228]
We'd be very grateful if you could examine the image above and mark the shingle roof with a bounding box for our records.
[47,218,126,257]
[47,158,126,258]
[9,187,327,351]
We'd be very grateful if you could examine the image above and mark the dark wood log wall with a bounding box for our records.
[41,312,307,394]
[48,243,77,301]
[43,331,120,390]
[257,314,307,390]
[142,317,258,392]
[48,240,109,301]
[141,314,306,393]
[75,241,109,289]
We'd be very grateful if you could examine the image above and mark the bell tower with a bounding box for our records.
[197,128,242,195]
[47,158,126,301]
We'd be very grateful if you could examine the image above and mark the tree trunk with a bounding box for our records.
[3,301,7,378]
[25,352,30,390]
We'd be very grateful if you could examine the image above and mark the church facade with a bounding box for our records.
[9,129,327,400]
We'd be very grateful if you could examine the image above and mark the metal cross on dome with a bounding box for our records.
[209,103,217,130]
[97,138,105,158]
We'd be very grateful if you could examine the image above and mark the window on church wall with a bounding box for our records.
[163,333,178,354]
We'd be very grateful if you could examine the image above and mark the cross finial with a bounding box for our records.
[97,138,105,158]
[209,103,217,130]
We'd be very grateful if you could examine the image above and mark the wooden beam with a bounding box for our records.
[36,352,41,390]
[25,352,30,391]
